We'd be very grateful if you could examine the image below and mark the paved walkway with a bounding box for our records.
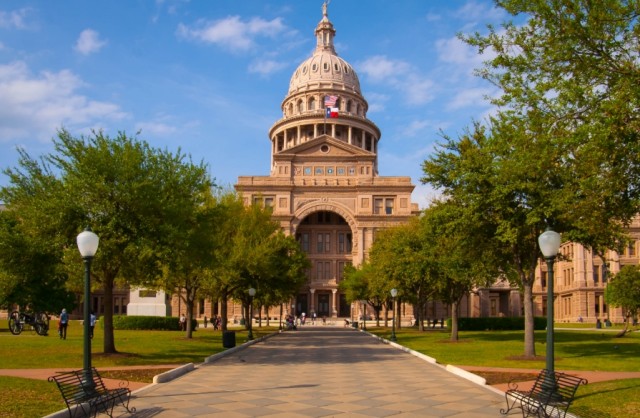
[5,326,639,417]
[113,327,506,417]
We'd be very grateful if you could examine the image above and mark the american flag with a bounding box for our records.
[324,95,338,107]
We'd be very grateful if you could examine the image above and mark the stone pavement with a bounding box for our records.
[110,327,506,417]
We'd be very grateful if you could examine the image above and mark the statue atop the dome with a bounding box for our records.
[322,0,330,18]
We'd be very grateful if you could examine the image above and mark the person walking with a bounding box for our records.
[179,313,186,331]
[59,308,69,340]
[90,312,97,339]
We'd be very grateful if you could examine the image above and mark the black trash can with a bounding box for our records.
[222,330,236,348]
[351,321,358,329]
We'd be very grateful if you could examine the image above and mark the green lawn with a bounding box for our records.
[0,319,275,368]
[369,326,640,371]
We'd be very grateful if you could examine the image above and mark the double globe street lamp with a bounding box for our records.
[538,227,561,375]
[77,228,99,388]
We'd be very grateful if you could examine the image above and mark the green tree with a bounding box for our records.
[463,0,640,264]
[369,218,437,331]
[1,129,212,353]
[422,123,550,355]
[606,265,640,337]
[0,209,76,313]
[421,199,501,341]
[159,186,218,339]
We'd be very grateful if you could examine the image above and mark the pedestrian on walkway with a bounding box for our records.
[90,312,97,339]
[203,316,208,328]
[179,313,186,331]
[59,308,69,340]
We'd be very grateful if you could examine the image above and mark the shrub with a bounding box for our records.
[112,315,197,331]
[447,317,546,331]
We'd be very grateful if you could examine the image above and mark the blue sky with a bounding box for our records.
[0,1,508,208]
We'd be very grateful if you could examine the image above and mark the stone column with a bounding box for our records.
[348,126,352,144]
[332,289,337,317]
[310,288,316,315]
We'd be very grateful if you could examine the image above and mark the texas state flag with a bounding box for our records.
[326,107,339,118]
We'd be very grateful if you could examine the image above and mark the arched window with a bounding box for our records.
[309,97,316,110]
[346,100,352,113]
[297,100,304,113]
[288,103,294,116]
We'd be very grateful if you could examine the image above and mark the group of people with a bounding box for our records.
[56,308,97,340]
[202,315,222,330]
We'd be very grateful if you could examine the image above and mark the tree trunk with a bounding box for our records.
[522,278,536,357]
[185,288,195,339]
[220,292,228,331]
[450,300,459,342]
[102,276,117,353]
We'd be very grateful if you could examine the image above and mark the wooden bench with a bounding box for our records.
[501,369,587,418]
[48,367,136,417]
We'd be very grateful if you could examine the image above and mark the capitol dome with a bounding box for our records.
[287,5,361,95]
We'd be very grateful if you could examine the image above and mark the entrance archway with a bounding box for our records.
[294,208,355,318]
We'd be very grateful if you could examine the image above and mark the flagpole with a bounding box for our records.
[324,107,327,135]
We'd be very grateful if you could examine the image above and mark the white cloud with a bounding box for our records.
[135,120,177,136]
[435,36,485,66]
[0,8,31,29]
[363,92,388,113]
[0,61,127,143]
[74,29,108,55]
[177,16,287,52]
[248,58,287,76]
[357,55,410,83]
[357,56,434,106]
[454,1,505,23]
[400,119,433,138]
[447,87,495,110]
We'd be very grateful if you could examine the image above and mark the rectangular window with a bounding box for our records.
[317,234,324,253]
[324,233,331,253]
[628,241,636,256]
[253,195,275,208]
[338,233,345,253]
[337,261,345,282]
[373,197,394,215]
[316,262,323,281]
[301,233,310,252]
[373,198,383,214]
[385,199,394,214]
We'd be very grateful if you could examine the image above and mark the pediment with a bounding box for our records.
[277,135,373,159]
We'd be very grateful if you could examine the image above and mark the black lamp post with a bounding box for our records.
[538,227,561,375]
[77,227,99,388]
[247,287,256,341]
[390,288,397,342]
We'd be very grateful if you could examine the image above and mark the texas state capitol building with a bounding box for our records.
[235,5,419,319]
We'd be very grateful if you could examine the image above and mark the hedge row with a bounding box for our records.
[112,315,198,331]
[446,316,547,331]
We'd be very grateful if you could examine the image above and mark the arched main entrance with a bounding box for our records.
[294,210,354,318]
